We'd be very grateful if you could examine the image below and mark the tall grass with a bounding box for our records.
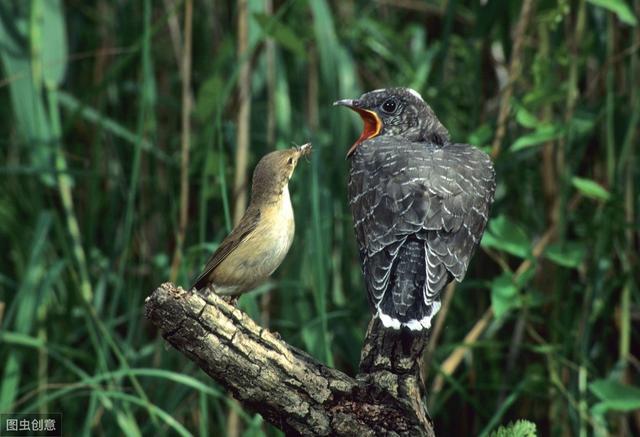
[1,1,638,435]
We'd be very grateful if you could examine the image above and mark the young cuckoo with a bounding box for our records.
[335,88,495,331]
[191,144,312,296]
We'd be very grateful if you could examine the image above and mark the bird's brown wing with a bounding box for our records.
[190,208,261,291]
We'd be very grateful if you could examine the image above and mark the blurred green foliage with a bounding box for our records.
[489,419,537,437]
[0,0,638,435]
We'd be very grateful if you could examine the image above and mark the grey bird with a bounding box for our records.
[335,88,495,330]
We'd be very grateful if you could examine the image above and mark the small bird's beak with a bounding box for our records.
[297,143,312,157]
[334,98,382,158]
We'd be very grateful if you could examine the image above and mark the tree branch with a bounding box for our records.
[144,283,435,436]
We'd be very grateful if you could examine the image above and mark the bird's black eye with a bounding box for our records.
[287,157,294,165]
[381,98,398,114]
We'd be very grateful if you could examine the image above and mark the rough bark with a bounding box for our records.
[144,283,435,436]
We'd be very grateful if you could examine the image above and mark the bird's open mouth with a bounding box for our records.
[348,108,382,157]
[333,100,382,157]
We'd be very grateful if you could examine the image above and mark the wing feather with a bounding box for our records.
[190,208,261,291]
[348,136,495,320]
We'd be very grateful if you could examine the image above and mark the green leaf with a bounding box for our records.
[544,242,586,268]
[0,213,52,411]
[0,3,55,185]
[115,411,142,437]
[590,379,640,412]
[571,177,610,201]
[511,125,564,152]
[587,0,638,26]
[489,419,537,437]
[515,105,539,129]
[570,112,597,137]
[468,123,493,147]
[195,74,224,122]
[36,0,68,88]
[253,13,307,58]
[481,215,531,258]
[57,91,173,164]
[491,273,519,318]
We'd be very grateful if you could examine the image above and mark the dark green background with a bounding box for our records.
[1,0,638,435]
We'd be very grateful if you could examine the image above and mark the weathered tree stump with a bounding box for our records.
[144,283,435,436]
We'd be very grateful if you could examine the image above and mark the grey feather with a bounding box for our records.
[349,136,495,325]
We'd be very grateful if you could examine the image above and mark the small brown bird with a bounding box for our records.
[191,144,312,296]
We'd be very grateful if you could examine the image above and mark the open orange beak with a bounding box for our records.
[334,99,382,157]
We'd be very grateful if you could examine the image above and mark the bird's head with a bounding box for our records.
[334,87,450,157]
[250,143,312,202]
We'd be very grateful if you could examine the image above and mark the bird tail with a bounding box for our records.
[190,270,211,292]
[377,238,444,331]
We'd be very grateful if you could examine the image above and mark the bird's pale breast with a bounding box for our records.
[211,186,295,295]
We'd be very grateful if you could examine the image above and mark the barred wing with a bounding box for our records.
[348,137,495,329]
